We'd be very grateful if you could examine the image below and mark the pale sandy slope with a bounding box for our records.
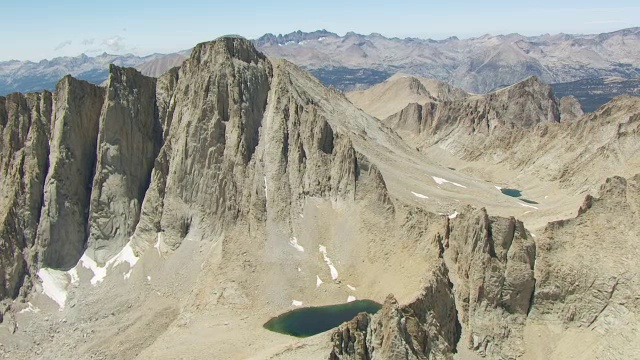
[346,73,468,119]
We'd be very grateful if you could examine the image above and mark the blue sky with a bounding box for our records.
[1,0,639,61]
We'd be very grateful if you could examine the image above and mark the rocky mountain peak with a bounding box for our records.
[491,75,555,102]
[190,36,266,66]
[254,29,338,46]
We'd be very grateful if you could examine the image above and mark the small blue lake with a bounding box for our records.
[263,300,382,337]
[500,188,522,197]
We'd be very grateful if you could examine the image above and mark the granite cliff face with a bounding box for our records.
[444,207,536,358]
[0,37,391,306]
[530,174,640,358]
[0,91,51,299]
[86,65,160,262]
[130,37,388,258]
[0,64,159,306]
[36,77,104,269]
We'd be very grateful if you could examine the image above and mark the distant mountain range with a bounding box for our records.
[0,53,156,94]
[254,28,640,93]
[1,28,640,111]
[0,50,191,95]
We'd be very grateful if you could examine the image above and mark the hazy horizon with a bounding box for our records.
[2,0,639,61]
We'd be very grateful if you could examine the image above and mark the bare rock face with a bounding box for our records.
[329,263,458,360]
[132,37,389,253]
[558,95,584,122]
[87,65,161,262]
[0,91,52,298]
[131,37,274,249]
[0,37,391,303]
[384,102,438,135]
[444,206,536,358]
[36,77,104,269]
[368,76,562,164]
[531,174,640,356]
[432,76,560,134]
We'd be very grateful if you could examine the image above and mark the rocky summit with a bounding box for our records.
[0,36,639,360]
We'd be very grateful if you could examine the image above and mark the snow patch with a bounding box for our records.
[292,300,303,306]
[107,242,139,269]
[432,176,466,188]
[263,176,268,196]
[299,214,304,218]
[78,240,139,286]
[319,245,339,280]
[411,191,429,199]
[495,186,502,190]
[289,237,305,252]
[448,211,459,219]
[347,284,356,291]
[147,275,151,281]
[316,275,323,288]
[18,302,40,314]
[123,269,133,280]
[79,254,107,285]
[347,296,356,302]
[67,268,79,285]
[154,233,162,256]
[519,202,539,210]
[297,267,301,272]
[37,268,69,310]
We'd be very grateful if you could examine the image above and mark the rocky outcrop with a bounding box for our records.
[384,102,438,135]
[558,95,584,122]
[444,206,536,358]
[432,76,560,133]
[531,175,640,336]
[329,263,458,360]
[0,91,52,299]
[86,66,161,262]
[36,77,104,269]
[360,76,560,147]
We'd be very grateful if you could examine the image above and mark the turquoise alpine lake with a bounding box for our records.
[500,188,522,197]
[263,300,382,337]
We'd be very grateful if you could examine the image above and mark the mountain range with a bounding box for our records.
[255,28,640,93]
[0,50,190,95]
[2,28,640,110]
[1,36,640,359]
